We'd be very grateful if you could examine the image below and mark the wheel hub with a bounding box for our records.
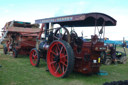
[32,57,34,59]
[54,55,60,63]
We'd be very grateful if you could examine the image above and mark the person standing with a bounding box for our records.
[109,44,117,65]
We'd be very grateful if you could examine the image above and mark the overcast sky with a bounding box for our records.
[0,0,128,40]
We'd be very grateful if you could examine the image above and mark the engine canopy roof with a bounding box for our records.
[35,12,116,27]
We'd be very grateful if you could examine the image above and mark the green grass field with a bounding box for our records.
[0,48,128,85]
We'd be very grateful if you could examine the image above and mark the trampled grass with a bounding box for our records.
[0,48,128,85]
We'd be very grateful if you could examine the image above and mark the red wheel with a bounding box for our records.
[47,40,74,78]
[29,48,40,67]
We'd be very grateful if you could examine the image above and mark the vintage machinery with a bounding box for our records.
[101,44,127,65]
[29,12,116,78]
[1,21,40,58]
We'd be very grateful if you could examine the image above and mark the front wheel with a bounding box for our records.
[47,40,75,78]
[29,48,40,67]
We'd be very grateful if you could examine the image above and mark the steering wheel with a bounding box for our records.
[53,27,70,43]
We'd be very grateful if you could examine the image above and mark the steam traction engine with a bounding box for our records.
[1,21,40,57]
[29,13,116,78]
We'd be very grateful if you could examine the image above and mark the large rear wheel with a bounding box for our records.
[29,48,40,67]
[47,40,74,78]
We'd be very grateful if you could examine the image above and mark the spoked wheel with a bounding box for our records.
[12,48,18,58]
[3,46,8,54]
[120,57,127,64]
[29,48,40,67]
[104,58,112,65]
[53,27,71,43]
[47,40,74,78]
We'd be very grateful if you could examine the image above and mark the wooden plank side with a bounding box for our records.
[7,27,40,33]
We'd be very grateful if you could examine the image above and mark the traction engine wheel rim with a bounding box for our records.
[29,48,40,67]
[47,40,74,78]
